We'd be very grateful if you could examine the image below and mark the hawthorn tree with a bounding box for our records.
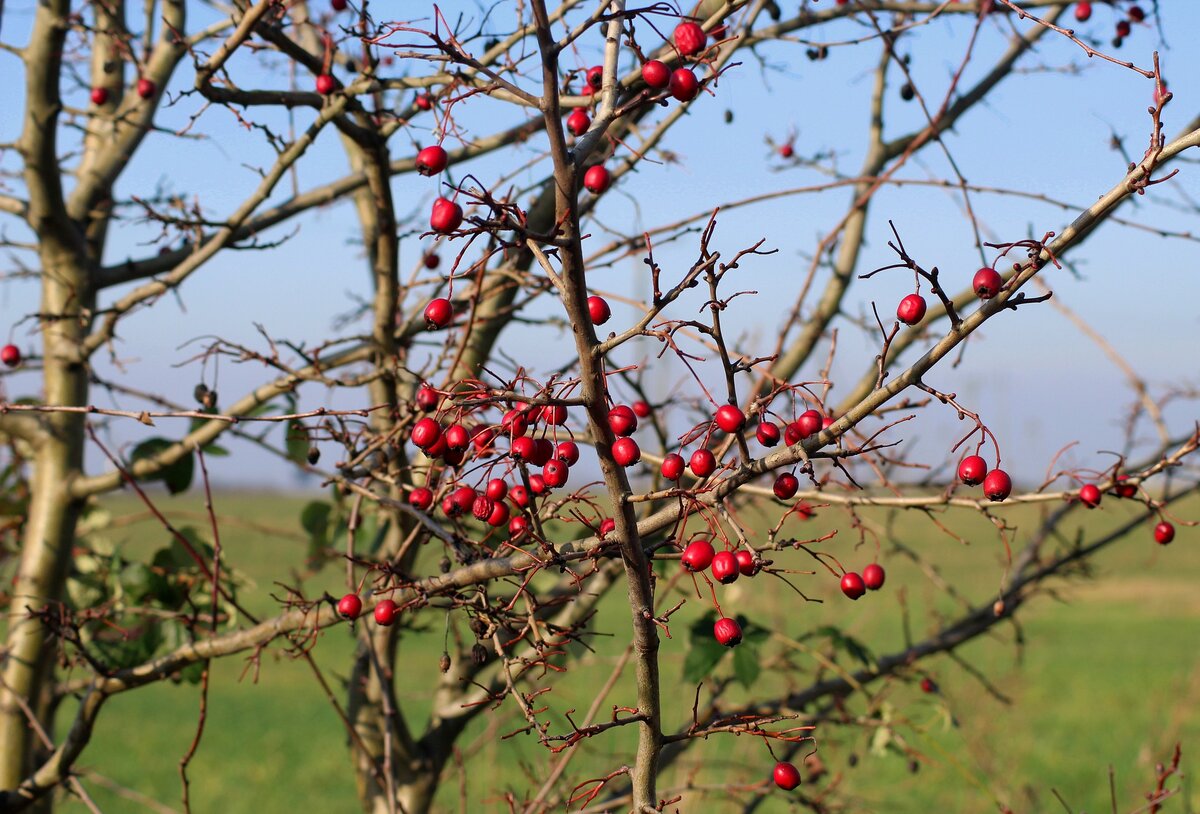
[0,0,1196,812]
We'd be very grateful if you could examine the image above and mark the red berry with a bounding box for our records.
[415,145,448,176]
[973,267,1003,299]
[374,599,397,626]
[424,297,453,329]
[642,60,670,89]
[487,501,510,527]
[713,616,742,647]
[415,93,434,111]
[920,676,937,694]
[1128,5,1145,22]
[958,455,987,486]
[137,77,156,99]
[779,143,794,159]
[668,68,699,102]
[408,487,433,510]
[472,495,495,521]
[862,563,885,591]
[529,438,554,467]
[444,424,469,451]
[681,539,715,571]
[773,473,799,500]
[485,479,508,501]
[423,253,440,270]
[840,572,866,600]
[784,422,803,446]
[612,437,641,467]
[1154,521,1175,545]
[502,408,530,438]
[689,448,717,478]
[331,0,347,9]
[632,400,652,418]
[982,469,1012,502]
[773,761,801,791]
[566,108,590,137]
[661,452,685,481]
[734,549,757,577]
[1079,483,1101,508]
[587,295,611,326]
[90,87,110,106]
[583,164,610,194]
[416,385,439,412]
[1113,475,1137,499]
[542,458,569,488]
[608,405,638,437]
[674,21,707,56]
[598,517,616,538]
[510,435,536,461]
[714,404,745,434]
[337,593,363,619]
[509,515,529,537]
[315,74,335,95]
[509,485,530,508]
[556,440,580,465]
[896,293,927,325]
[795,409,822,440]
[711,550,739,584]
[756,421,781,447]
[1115,19,1131,37]
[585,65,604,91]
[411,417,442,450]
[472,425,497,455]
[0,344,21,368]
[540,404,566,425]
[1074,1,1091,22]
[430,197,464,234]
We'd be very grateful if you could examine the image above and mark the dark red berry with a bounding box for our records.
[509,515,529,537]
[487,501,510,527]
[510,435,536,461]
[485,479,508,501]
[773,473,799,500]
[840,572,866,600]
[681,539,715,571]
[958,455,987,486]
[982,469,1012,502]
[444,424,469,450]
[713,616,742,647]
[472,495,494,521]
[608,405,638,437]
[598,517,616,538]
[734,549,757,577]
[632,400,652,418]
[1154,521,1175,545]
[567,108,590,137]
[542,458,569,488]
[1074,2,1091,23]
[502,408,530,438]
[374,599,397,626]
[509,485,530,508]
[587,295,611,326]
[756,421,781,447]
[689,448,717,478]
[1115,19,1131,37]
[424,297,453,329]
[415,145,448,176]
[0,344,21,368]
[137,77,157,99]
[337,593,363,619]
[896,293,927,325]
[920,676,937,694]
[711,550,739,584]
[415,93,434,111]
[408,487,433,510]
[411,417,442,449]
[430,197,463,234]
[642,60,670,89]
[416,385,439,412]
[90,87,110,105]
[973,267,1003,299]
[1113,475,1137,499]
[862,563,885,591]
[1128,5,1144,22]
[795,409,822,439]
[1079,483,1101,508]
[556,440,580,465]
[674,21,707,56]
[714,404,745,434]
[583,164,610,194]
[773,761,801,790]
[661,452,685,481]
[612,437,640,466]
[585,65,604,90]
[669,68,699,102]
[315,74,335,95]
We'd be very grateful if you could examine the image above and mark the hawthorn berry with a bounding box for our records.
[1129,5,1145,22]
[863,563,885,591]
[972,267,1003,300]
[669,68,699,102]
[509,485,530,508]
[779,143,794,159]
[1079,483,1102,508]
[840,572,866,600]
[795,409,822,439]
[773,761,801,791]
[612,437,641,466]
[415,385,439,412]
[1113,475,1137,499]
[714,404,746,434]
[1074,1,1091,22]
[444,424,469,451]
[415,93,434,111]
[756,421,781,447]
[409,487,434,510]
[1154,521,1175,545]
[486,501,510,527]
[598,517,616,538]
[735,549,757,577]
[958,455,987,486]
[583,164,610,194]
[430,197,464,234]
[982,468,1012,502]
[713,616,742,647]
[1,344,21,368]
[415,145,448,176]
[485,479,508,501]
[136,77,156,99]
[896,293,927,325]
[411,417,442,450]
[90,87,110,106]
[585,65,604,91]
[374,599,398,626]
[642,60,670,89]
[449,486,477,516]
[632,400,652,418]
[556,440,580,465]
[542,458,569,488]
[542,404,568,425]
[472,495,495,521]
[510,436,536,461]
[331,0,347,9]
[608,405,638,437]
[661,452,685,481]
[337,593,363,619]
[566,108,590,137]
[681,539,715,571]
[509,515,529,538]
[424,298,453,330]
[587,295,611,326]
[529,438,554,467]
[423,253,440,270]
[315,74,335,95]
[674,21,707,56]
[920,676,938,694]
[711,550,739,584]
[689,448,717,478]
[1115,19,1131,38]
[502,408,530,438]
[773,473,799,500]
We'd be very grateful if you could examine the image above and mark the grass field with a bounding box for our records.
[39,490,1200,813]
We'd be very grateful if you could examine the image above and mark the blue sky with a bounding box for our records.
[0,1,1197,489]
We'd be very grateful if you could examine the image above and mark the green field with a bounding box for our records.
[39,491,1200,813]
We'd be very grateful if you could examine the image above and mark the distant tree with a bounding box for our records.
[0,1,1195,812]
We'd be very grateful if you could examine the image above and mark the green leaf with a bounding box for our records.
[683,636,727,684]
[300,501,331,547]
[732,641,761,688]
[130,437,194,495]
[285,420,311,464]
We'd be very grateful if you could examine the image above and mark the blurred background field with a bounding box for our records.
[51,490,1200,813]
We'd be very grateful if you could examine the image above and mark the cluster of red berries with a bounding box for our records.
[336,593,399,626]
[1081,475,1178,545]
[957,455,1011,502]
[839,563,885,600]
[89,78,156,106]
[679,538,758,648]
[1073,2,1146,48]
